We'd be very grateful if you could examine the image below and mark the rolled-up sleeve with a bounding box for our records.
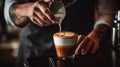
[4,0,16,26]
[97,0,116,15]
[94,0,117,28]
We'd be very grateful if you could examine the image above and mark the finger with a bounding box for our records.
[91,42,99,54]
[32,19,41,26]
[29,13,40,26]
[32,13,48,27]
[77,35,85,45]
[34,7,53,24]
[75,36,89,55]
[81,39,94,55]
[38,1,57,23]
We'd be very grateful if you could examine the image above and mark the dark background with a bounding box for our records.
[0,0,120,67]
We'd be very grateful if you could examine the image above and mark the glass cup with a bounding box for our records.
[53,31,78,59]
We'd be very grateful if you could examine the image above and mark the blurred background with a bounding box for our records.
[0,0,21,67]
[0,0,120,67]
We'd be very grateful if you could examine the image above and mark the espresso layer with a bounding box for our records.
[55,45,75,58]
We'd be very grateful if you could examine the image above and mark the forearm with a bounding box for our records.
[9,2,33,27]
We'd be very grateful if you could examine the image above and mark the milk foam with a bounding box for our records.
[58,32,74,36]
[53,31,77,46]
[56,31,76,38]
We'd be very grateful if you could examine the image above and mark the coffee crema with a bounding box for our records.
[54,31,78,38]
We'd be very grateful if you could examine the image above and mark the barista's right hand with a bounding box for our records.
[28,0,57,27]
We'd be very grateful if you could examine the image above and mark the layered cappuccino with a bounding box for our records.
[53,31,78,58]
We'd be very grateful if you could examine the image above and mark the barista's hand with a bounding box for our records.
[75,30,100,55]
[28,0,57,27]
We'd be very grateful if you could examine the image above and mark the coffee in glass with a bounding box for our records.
[53,31,78,59]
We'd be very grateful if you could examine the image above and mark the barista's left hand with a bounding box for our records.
[75,30,100,55]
